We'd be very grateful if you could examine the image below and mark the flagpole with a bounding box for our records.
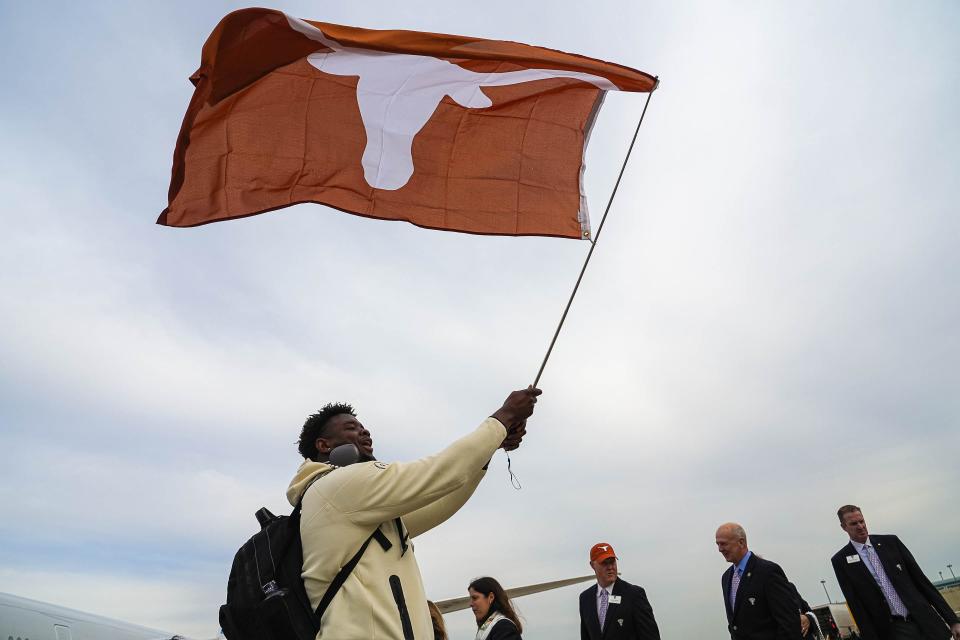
[532,87,656,388]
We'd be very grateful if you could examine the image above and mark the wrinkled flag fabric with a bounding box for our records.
[158,8,657,239]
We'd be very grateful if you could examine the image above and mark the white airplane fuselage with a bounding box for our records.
[0,592,175,640]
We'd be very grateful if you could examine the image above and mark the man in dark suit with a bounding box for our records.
[579,542,660,640]
[715,522,804,640]
[830,505,960,640]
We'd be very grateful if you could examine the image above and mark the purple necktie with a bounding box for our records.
[730,567,741,609]
[599,588,609,630]
[864,544,909,617]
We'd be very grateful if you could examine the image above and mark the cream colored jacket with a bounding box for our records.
[286,416,506,640]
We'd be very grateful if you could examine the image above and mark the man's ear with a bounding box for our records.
[315,437,331,455]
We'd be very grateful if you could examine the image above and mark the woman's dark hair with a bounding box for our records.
[469,576,523,633]
[297,402,356,460]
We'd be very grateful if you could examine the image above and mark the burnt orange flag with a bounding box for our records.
[158,9,657,239]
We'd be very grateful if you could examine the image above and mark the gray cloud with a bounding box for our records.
[1,1,958,639]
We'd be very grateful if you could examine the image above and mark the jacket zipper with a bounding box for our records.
[389,574,415,640]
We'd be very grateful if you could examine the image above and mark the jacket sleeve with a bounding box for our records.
[895,535,960,625]
[832,554,878,640]
[631,585,661,640]
[787,580,812,613]
[330,417,506,527]
[402,465,486,538]
[768,564,804,640]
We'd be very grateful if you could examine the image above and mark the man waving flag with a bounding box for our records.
[159,8,657,239]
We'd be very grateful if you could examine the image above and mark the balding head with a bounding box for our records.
[715,522,749,564]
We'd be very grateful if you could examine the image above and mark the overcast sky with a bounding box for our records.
[1,1,958,639]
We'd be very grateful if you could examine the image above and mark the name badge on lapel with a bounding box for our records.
[846,555,861,564]
[608,595,622,604]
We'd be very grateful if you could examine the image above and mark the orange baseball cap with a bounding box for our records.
[590,542,617,563]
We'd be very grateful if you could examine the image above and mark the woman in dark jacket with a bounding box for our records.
[468,576,523,640]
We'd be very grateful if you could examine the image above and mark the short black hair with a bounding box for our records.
[297,403,356,460]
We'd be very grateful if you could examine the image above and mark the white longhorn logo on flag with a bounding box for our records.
[287,16,616,190]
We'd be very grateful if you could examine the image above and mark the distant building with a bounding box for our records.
[933,576,960,615]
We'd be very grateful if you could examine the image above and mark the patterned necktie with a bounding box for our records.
[730,567,741,609]
[599,588,609,630]
[863,544,909,617]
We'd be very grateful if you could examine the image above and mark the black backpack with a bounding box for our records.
[219,502,385,640]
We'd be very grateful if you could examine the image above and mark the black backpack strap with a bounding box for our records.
[372,523,393,552]
[394,518,409,556]
[303,473,400,622]
[252,529,275,589]
[314,527,380,620]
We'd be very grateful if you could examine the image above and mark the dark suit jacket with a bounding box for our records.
[787,582,822,640]
[486,617,522,640]
[831,534,959,640]
[721,554,804,640]
[579,578,660,640]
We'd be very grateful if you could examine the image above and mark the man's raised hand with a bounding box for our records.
[492,386,541,450]
[501,420,527,451]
